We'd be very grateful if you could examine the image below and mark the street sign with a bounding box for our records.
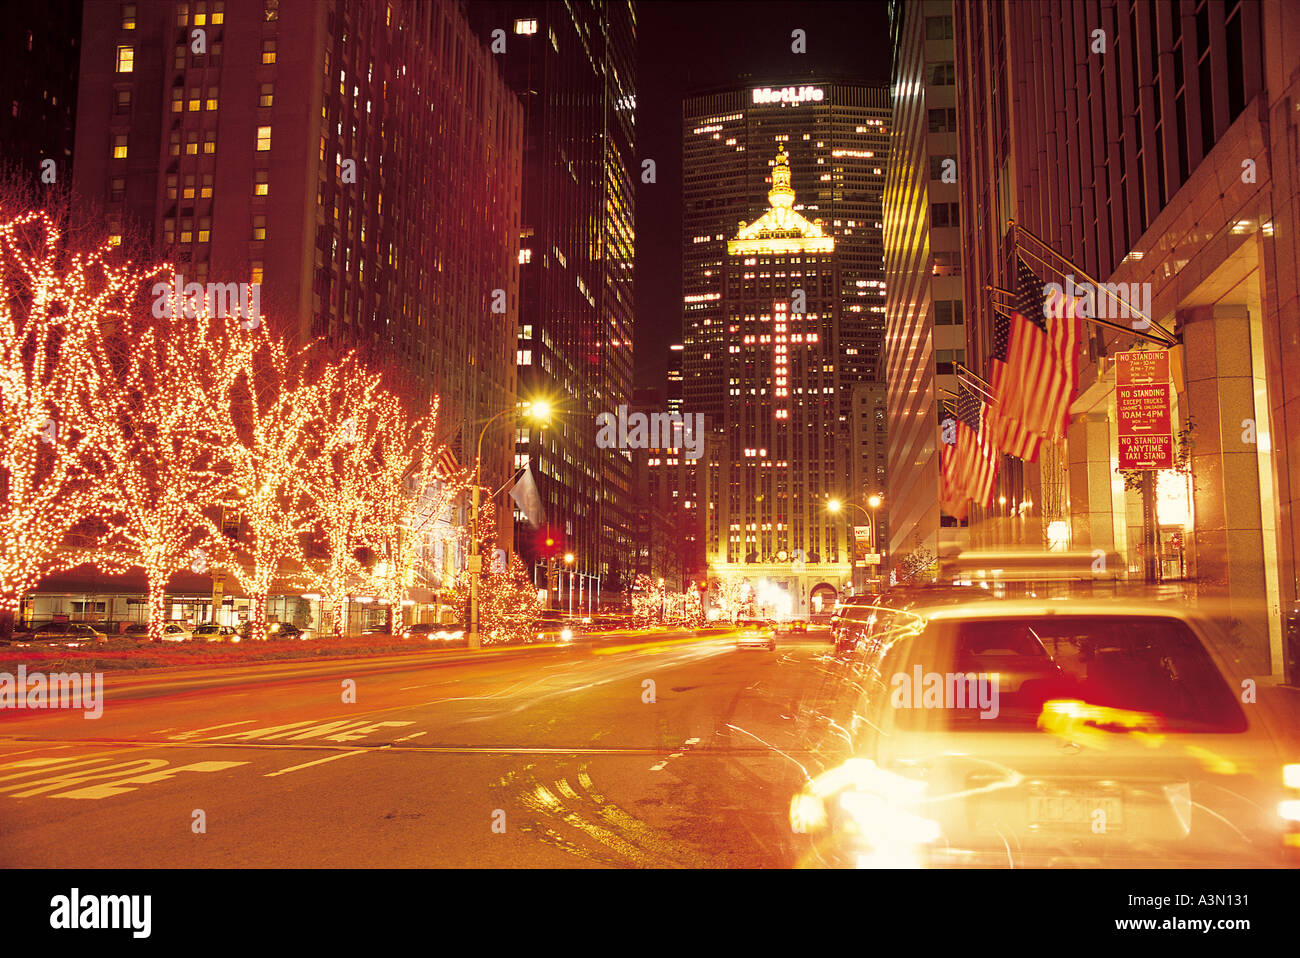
[1116,352,1174,471]
[1117,383,1172,433]
[862,553,882,565]
[1115,350,1169,385]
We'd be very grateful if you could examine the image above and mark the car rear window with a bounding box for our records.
[888,616,1247,733]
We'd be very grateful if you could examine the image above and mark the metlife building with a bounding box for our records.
[682,82,891,430]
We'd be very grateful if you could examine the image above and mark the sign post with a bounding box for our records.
[1115,350,1173,583]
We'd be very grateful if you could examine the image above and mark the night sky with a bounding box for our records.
[633,0,893,392]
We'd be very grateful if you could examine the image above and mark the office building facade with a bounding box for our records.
[883,0,968,581]
[953,0,1300,677]
[466,2,637,599]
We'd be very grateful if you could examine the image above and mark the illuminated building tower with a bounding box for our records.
[683,81,890,544]
[705,148,849,613]
[466,3,637,599]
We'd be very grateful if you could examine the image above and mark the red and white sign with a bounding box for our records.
[1116,352,1174,470]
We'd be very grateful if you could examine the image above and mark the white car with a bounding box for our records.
[734,619,777,651]
[158,623,194,642]
[791,598,1299,867]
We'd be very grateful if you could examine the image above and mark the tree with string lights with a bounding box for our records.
[91,278,256,643]
[0,209,140,636]
[206,330,340,642]
[362,394,468,638]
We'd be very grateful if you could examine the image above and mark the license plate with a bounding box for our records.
[1028,793,1124,828]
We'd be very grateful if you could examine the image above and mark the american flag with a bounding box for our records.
[434,446,460,479]
[940,382,998,520]
[985,256,1079,457]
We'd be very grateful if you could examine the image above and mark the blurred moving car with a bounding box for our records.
[792,598,1299,867]
[734,619,777,651]
[267,622,310,640]
[192,624,239,643]
[402,623,466,642]
[12,623,107,646]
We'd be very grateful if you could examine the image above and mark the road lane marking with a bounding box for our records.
[51,761,249,800]
[0,756,116,780]
[168,720,257,739]
[265,751,369,777]
[0,745,70,759]
[393,731,426,742]
[649,761,668,771]
[399,685,430,691]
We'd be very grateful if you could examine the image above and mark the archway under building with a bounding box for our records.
[809,583,838,615]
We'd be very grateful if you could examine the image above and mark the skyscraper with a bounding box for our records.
[883,0,966,580]
[682,81,890,553]
[465,2,637,599]
[72,0,523,554]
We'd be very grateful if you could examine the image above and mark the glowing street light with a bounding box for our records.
[469,398,554,648]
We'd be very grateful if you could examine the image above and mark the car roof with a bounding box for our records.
[903,597,1200,623]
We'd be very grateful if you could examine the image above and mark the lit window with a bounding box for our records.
[198,217,211,243]
[206,88,219,110]
[256,126,271,151]
[180,218,192,243]
[254,170,269,196]
[183,175,195,199]
[201,173,213,198]
[171,88,183,112]
[186,135,198,155]
[252,215,266,241]
[517,350,532,365]
[251,264,264,284]
[514,19,537,35]
[262,38,276,64]
[188,89,201,111]
[121,4,136,30]
[203,132,215,154]
[176,3,189,26]
[518,248,531,264]
[212,1,225,25]
[259,83,273,107]
[116,45,134,72]
[112,134,128,159]
[264,0,278,22]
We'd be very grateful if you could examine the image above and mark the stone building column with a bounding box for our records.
[1181,305,1270,673]
[1068,411,1119,558]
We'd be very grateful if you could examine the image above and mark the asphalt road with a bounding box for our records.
[0,630,851,867]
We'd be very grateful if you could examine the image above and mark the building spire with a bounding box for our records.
[769,147,794,209]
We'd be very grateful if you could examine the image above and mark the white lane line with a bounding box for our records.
[669,752,683,759]
[684,737,701,746]
[264,751,368,778]
[649,761,668,772]
[0,745,71,759]
[169,720,257,739]
[393,731,427,742]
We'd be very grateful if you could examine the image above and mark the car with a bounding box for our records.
[790,598,1299,868]
[402,623,466,642]
[158,623,194,642]
[788,619,808,632]
[267,622,310,640]
[15,623,107,646]
[192,624,240,643]
[734,618,776,651]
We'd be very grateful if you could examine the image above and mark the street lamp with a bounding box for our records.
[469,399,552,649]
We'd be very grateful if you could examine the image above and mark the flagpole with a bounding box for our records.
[1011,222,1178,345]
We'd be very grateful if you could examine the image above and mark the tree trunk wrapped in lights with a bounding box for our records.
[0,209,139,634]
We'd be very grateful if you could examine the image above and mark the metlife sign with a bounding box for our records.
[751,85,825,105]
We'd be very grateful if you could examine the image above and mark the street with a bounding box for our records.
[0,632,847,867]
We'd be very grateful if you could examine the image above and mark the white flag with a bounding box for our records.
[508,462,545,526]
